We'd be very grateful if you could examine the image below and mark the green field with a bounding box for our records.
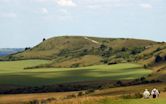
[0,60,152,86]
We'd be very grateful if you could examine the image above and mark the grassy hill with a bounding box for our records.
[4,36,157,68]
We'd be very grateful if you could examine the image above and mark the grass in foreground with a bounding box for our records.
[97,98,166,104]
[0,83,165,104]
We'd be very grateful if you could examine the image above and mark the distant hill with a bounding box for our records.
[0,48,24,56]
[4,36,160,68]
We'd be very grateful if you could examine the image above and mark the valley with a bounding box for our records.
[0,36,165,104]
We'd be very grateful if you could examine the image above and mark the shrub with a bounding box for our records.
[121,47,128,52]
[115,81,123,86]
[70,63,80,68]
[101,58,108,64]
[140,77,146,81]
[130,47,145,55]
[77,91,85,96]
[86,89,95,94]
[100,44,107,51]
[155,55,163,63]
[108,62,117,65]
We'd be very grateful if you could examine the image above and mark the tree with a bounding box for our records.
[43,38,46,41]
[121,47,128,52]
[155,55,162,63]
[131,47,145,55]
[100,44,107,51]
[116,81,123,86]
[25,47,31,51]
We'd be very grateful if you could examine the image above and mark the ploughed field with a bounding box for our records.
[0,60,151,87]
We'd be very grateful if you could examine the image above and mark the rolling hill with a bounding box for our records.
[4,36,159,68]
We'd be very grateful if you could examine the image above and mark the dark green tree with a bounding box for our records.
[155,55,162,63]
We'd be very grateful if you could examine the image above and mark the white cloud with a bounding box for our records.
[56,0,76,7]
[40,8,48,14]
[0,12,17,18]
[35,0,48,2]
[140,3,153,9]
[87,5,101,9]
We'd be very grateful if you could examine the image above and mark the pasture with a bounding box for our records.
[0,60,151,87]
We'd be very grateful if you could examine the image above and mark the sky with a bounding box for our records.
[0,0,166,48]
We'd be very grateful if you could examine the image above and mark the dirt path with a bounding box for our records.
[84,37,100,44]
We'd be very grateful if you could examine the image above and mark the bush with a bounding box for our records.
[101,58,108,64]
[130,47,145,55]
[70,63,79,68]
[115,81,123,86]
[155,55,163,63]
[140,77,146,81]
[108,62,117,65]
[86,89,95,94]
[77,91,85,96]
[100,44,107,51]
[121,47,128,52]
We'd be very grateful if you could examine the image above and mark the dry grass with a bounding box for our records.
[0,83,165,104]
[50,96,104,104]
[0,92,76,104]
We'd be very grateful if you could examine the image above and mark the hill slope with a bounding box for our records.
[5,36,157,68]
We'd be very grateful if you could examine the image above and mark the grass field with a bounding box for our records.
[0,60,152,87]
[97,98,166,104]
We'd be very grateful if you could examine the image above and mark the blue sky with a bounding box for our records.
[0,0,166,48]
